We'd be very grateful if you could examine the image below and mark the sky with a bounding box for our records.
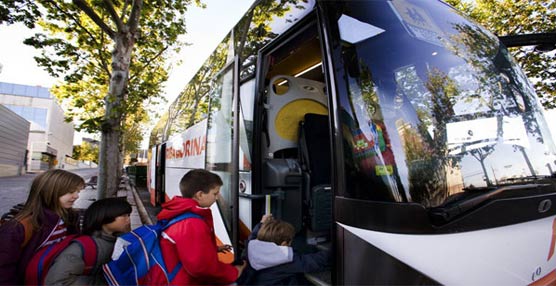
[0,0,254,146]
[0,0,555,148]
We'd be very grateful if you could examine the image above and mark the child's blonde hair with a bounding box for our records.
[256,219,295,245]
[16,169,84,230]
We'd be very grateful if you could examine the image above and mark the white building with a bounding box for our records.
[0,82,74,172]
[0,104,30,176]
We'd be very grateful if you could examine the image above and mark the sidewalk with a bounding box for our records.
[74,176,144,229]
[0,170,152,230]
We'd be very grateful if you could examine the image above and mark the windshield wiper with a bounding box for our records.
[430,183,550,222]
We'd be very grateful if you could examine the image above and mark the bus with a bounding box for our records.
[146,0,556,284]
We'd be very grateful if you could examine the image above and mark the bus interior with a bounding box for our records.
[256,20,333,282]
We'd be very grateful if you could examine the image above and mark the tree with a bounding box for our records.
[0,0,202,198]
[446,0,556,109]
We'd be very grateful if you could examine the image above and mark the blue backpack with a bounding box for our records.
[102,212,201,286]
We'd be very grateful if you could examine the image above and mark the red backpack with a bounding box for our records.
[24,234,98,286]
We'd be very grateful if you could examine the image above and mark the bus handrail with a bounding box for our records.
[238,192,283,200]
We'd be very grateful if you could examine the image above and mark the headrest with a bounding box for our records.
[266,75,327,155]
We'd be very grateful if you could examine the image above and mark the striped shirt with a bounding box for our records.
[39,218,67,248]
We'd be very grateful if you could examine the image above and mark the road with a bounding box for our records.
[0,168,98,215]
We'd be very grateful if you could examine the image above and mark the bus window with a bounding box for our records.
[239,79,255,171]
[206,61,235,233]
[327,0,556,209]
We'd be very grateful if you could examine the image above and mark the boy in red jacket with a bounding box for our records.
[144,169,245,285]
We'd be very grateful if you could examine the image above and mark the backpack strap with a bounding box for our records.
[72,236,98,275]
[27,234,81,285]
[164,212,202,230]
[158,212,202,282]
[167,262,183,283]
[20,216,34,249]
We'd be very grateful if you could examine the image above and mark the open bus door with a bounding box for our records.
[203,47,241,263]
[147,145,156,205]
[155,143,166,206]
[248,11,335,284]
[147,143,166,206]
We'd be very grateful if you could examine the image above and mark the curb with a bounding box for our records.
[127,179,153,225]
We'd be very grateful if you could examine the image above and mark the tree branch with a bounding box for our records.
[42,1,112,79]
[128,45,168,82]
[97,31,112,76]
[73,0,115,38]
[47,1,102,48]
[102,0,124,32]
[128,0,143,32]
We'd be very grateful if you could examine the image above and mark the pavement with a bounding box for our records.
[0,168,97,216]
[73,176,146,229]
[0,173,39,214]
[0,169,158,230]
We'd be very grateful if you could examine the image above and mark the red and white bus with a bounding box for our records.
[147,0,556,284]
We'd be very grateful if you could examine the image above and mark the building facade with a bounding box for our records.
[0,82,74,172]
[0,104,30,176]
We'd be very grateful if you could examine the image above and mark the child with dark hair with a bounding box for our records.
[0,169,84,285]
[44,197,132,285]
[239,214,331,285]
[143,169,246,285]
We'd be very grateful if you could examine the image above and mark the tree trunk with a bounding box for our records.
[98,125,121,198]
[97,30,134,199]
[119,135,125,178]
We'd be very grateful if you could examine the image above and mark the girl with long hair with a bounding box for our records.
[0,169,84,285]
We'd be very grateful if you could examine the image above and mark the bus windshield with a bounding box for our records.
[334,0,556,208]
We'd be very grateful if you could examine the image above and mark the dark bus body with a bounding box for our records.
[148,0,556,284]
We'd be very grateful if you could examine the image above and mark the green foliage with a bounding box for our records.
[122,108,148,154]
[446,0,556,109]
[1,0,202,156]
[0,0,40,28]
[73,141,100,163]
[149,112,169,146]
[1,0,203,195]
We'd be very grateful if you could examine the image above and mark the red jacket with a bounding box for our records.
[143,197,237,285]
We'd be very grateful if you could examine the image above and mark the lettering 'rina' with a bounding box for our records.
[166,135,206,159]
